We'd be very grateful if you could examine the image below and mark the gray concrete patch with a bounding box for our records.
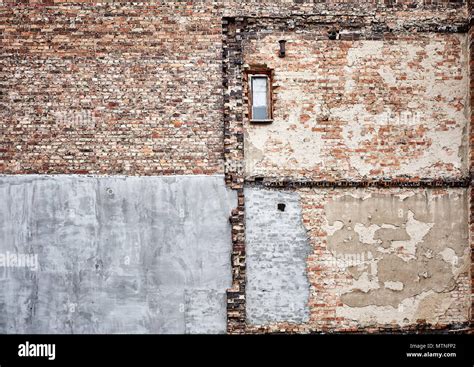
[245,188,311,325]
[0,175,235,334]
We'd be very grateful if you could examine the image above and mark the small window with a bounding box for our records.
[250,75,272,122]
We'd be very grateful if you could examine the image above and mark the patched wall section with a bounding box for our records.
[245,187,470,331]
[245,188,311,325]
[0,175,235,334]
[244,33,469,181]
[301,188,470,330]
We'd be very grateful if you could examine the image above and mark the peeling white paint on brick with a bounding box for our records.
[244,34,468,180]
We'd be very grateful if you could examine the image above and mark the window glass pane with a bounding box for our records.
[252,77,268,120]
[252,77,267,107]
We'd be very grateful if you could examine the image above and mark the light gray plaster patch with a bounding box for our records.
[0,175,235,334]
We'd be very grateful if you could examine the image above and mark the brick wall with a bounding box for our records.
[244,33,468,181]
[1,0,472,334]
[0,1,468,176]
[243,187,470,333]
[0,3,223,175]
[223,9,472,333]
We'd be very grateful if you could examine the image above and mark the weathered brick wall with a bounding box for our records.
[0,3,223,175]
[224,0,468,21]
[0,1,468,176]
[223,7,472,333]
[244,33,469,181]
[244,187,470,333]
[300,187,470,332]
[1,0,472,334]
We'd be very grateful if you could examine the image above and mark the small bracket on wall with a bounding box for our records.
[278,40,287,58]
[328,30,339,40]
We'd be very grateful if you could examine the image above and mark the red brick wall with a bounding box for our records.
[1,0,471,334]
[0,3,223,175]
[243,32,468,181]
[244,187,470,333]
[223,10,471,333]
[0,1,468,176]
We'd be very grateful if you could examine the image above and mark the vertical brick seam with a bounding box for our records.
[468,0,474,330]
[223,17,247,334]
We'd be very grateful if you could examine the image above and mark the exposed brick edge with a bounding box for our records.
[223,16,247,334]
[0,0,468,12]
[246,178,471,189]
[245,321,472,335]
[225,14,469,36]
[469,0,474,332]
